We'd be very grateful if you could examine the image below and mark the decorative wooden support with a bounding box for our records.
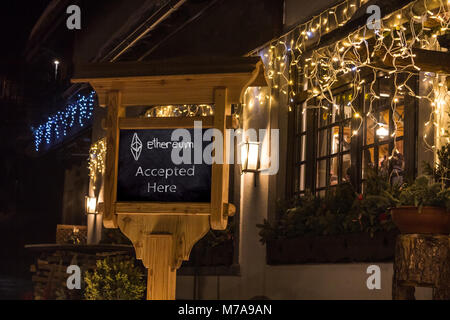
[117,214,210,300]
[210,88,230,230]
[143,234,176,300]
[103,91,124,228]
[71,57,268,300]
[393,234,450,300]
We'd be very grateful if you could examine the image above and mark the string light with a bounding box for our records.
[144,104,215,118]
[32,91,96,151]
[249,0,449,163]
[88,138,106,181]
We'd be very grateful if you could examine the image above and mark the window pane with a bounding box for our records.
[318,129,328,157]
[331,126,340,155]
[391,141,404,186]
[343,101,352,119]
[342,153,352,183]
[378,109,390,142]
[362,147,374,179]
[379,144,390,175]
[319,107,330,128]
[379,76,391,102]
[331,102,340,123]
[330,156,338,186]
[365,115,376,145]
[342,121,351,151]
[394,105,404,137]
[395,139,404,155]
[317,159,327,188]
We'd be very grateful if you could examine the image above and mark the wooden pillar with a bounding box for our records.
[210,88,230,230]
[103,91,124,228]
[144,234,177,300]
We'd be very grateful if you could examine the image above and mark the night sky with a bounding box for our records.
[0,1,53,299]
[0,1,50,60]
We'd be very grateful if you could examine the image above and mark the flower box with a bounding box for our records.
[266,231,398,265]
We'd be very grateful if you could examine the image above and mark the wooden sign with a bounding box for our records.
[72,57,267,300]
[117,129,212,203]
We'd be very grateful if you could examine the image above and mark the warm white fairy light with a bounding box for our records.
[144,104,215,118]
[249,0,449,168]
[88,138,107,181]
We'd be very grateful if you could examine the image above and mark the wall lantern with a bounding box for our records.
[240,140,261,174]
[85,196,98,214]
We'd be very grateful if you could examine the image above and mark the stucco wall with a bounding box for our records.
[176,263,433,299]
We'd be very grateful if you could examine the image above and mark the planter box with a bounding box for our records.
[182,240,234,267]
[267,231,398,265]
[392,206,450,234]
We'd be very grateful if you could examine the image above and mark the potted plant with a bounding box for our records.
[391,174,450,234]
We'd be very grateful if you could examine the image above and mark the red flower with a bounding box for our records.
[357,194,363,201]
[378,213,388,222]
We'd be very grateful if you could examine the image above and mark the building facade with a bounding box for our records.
[27,0,449,299]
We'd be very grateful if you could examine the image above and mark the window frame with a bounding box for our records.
[287,72,418,196]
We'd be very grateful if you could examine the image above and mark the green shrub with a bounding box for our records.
[257,169,399,243]
[84,257,146,300]
[396,175,450,210]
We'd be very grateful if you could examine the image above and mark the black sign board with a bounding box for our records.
[117,129,212,202]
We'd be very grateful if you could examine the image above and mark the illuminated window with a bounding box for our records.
[289,73,416,196]
[315,89,353,194]
[361,75,405,187]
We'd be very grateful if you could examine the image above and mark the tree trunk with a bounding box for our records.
[393,234,450,300]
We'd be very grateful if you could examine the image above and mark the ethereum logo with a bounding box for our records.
[131,133,143,161]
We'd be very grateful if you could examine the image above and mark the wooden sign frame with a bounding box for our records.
[72,57,267,299]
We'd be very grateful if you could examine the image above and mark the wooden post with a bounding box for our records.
[210,88,230,230]
[103,91,124,228]
[144,234,177,300]
[393,234,450,300]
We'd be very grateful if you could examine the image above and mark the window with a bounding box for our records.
[289,73,416,195]
[316,89,353,195]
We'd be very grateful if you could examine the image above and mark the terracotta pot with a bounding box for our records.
[391,206,450,234]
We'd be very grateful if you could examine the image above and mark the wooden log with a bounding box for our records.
[393,234,450,300]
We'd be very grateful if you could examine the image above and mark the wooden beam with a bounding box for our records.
[391,49,450,74]
[115,202,211,215]
[118,115,239,130]
[73,57,262,80]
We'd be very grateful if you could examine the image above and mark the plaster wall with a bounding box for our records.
[176,263,433,299]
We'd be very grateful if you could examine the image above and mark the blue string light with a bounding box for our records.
[32,91,95,151]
